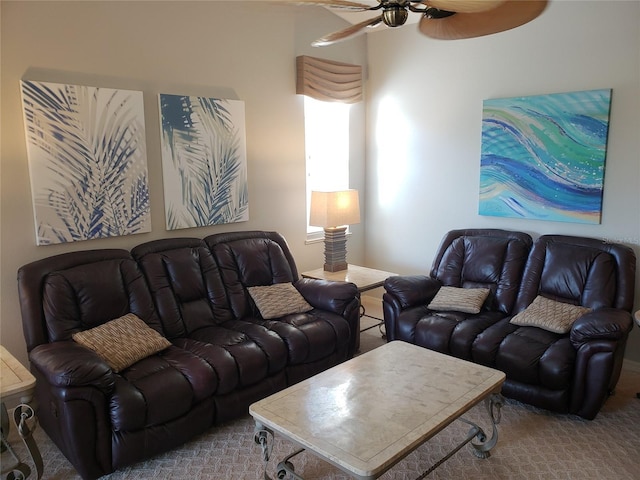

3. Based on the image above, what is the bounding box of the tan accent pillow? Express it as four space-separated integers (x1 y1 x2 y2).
510 296 592 334
72 313 171 372
247 282 313 319
427 286 490 314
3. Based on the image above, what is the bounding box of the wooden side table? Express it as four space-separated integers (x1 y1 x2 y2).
1 345 43 479
301 264 396 333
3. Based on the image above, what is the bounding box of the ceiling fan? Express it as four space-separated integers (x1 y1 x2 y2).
291 0 548 46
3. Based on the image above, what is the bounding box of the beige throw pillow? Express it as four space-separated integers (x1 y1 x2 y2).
247 282 313 319
427 286 490 314
510 296 592 334
72 313 171 372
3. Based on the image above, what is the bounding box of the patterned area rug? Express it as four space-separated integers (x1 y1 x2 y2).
4 324 640 479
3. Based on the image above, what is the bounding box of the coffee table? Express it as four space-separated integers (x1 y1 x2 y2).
250 341 505 479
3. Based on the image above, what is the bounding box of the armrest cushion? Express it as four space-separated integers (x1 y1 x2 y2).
29 341 115 393
383 275 441 309
294 278 359 315
570 308 633 348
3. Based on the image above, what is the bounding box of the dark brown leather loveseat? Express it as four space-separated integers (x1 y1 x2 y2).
17 231 359 479
383 229 636 420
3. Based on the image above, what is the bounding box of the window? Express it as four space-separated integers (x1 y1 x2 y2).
304 96 351 240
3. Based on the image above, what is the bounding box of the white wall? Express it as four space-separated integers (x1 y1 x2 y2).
365 1 640 361
0 1 367 366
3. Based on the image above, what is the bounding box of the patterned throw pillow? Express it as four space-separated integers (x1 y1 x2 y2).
72 313 171 372
247 282 313 319
510 296 592 334
427 286 490 314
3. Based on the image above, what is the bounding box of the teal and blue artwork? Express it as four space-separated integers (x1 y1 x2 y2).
21 81 151 245
479 89 612 224
159 94 249 230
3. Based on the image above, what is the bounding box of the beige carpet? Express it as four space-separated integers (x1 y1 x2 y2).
4 315 640 479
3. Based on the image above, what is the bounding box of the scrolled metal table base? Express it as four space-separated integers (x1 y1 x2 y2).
416 394 503 479
254 394 503 480
1 404 43 480
254 425 306 480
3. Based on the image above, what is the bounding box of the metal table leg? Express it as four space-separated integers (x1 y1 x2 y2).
255 423 306 480
0 403 43 480
416 394 503 479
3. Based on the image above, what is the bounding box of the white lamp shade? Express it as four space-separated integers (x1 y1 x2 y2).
309 190 360 228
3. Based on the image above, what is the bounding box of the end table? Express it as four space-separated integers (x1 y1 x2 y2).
1 345 43 479
301 264 396 334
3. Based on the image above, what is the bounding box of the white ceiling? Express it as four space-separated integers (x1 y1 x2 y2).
207 1 419 30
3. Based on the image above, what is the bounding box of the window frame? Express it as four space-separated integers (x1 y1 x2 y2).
303 96 351 242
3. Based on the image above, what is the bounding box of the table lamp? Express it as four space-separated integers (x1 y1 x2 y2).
309 190 360 272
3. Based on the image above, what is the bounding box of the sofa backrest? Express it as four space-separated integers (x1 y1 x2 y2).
131 238 234 339
515 235 637 312
205 231 298 319
430 229 534 314
17 249 160 352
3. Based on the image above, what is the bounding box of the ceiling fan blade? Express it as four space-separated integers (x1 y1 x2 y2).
286 0 378 11
423 1 507 14
419 0 548 40
312 15 384 46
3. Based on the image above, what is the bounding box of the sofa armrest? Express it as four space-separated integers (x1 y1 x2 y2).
383 275 441 309
294 278 359 316
570 313 631 419
570 308 633 349
29 341 115 393
29 343 115 479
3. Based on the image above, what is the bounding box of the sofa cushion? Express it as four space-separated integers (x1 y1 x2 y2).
38 255 161 343
188 322 288 386
110 345 218 431
131 239 235 339
510 296 592 334
72 313 171 372
248 282 313 319
429 230 533 315
428 286 490 314
495 328 576 389
207 235 297 319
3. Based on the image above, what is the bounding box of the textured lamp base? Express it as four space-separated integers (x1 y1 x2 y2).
323 227 348 272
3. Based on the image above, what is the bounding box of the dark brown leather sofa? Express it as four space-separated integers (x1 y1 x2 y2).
17 231 359 479
383 229 636 420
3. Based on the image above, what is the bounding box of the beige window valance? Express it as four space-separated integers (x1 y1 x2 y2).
296 55 362 104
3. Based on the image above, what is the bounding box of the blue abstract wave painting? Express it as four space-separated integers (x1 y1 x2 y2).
479 89 612 224
159 94 249 230
21 81 151 245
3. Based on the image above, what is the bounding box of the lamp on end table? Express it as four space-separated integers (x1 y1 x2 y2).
310 190 360 272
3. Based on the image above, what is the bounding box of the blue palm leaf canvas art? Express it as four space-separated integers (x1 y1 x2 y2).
21 81 151 245
479 89 612 224
159 94 249 230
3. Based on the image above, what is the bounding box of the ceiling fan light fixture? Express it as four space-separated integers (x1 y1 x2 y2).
382 6 409 27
